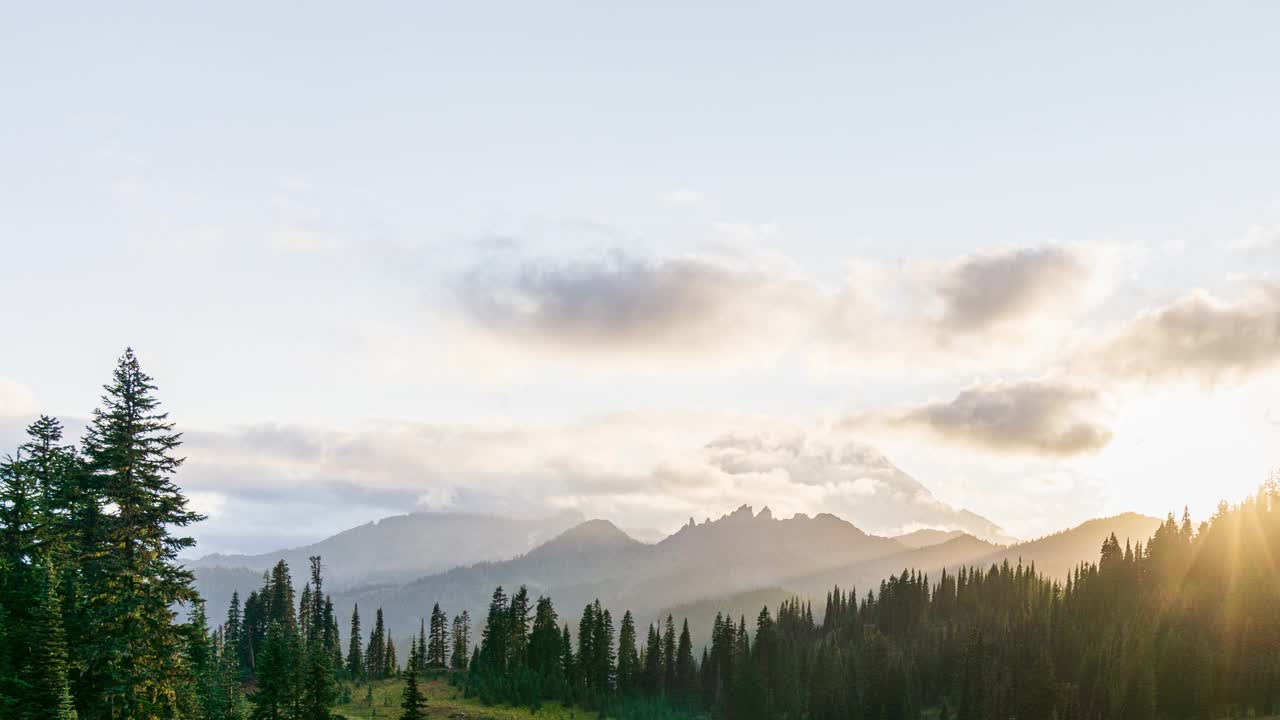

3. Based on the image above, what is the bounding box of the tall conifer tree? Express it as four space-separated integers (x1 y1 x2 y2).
76 349 205 718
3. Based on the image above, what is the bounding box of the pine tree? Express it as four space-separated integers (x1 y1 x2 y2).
662 614 676 695
509 585 531 670
0 416 77 715
616 610 639 695
186 599 235 720
242 588 265 675
223 592 244 681
529 595 564 693
675 618 695 701
265 561 296 632
76 349 206 718
299 556 338 719
251 620 299 720
386 632 398 677
451 611 471 670
559 624 576 695
23 560 77 720
367 608 387 680
642 622 662 694
428 603 448 668
400 668 428 720
347 604 364 680
480 587 510 674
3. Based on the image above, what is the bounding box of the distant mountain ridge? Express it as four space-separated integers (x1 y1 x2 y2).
190 509 585 586
187 509 585 623
893 528 968 549
780 512 1163 600
330 505 923 640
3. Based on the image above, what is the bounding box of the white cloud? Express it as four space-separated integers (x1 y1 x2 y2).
0 378 37 417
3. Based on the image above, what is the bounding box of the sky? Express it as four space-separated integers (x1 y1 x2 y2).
3 2 1280 554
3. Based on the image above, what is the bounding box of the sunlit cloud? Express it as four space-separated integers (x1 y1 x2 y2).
1083 282 1280 385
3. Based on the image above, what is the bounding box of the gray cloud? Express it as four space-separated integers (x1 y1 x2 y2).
871 379 1113 457
1088 283 1280 383
449 242 1114 377
454 249 816 356
935 245 1093 333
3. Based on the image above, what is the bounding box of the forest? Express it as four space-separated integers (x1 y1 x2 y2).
3 350 1279 719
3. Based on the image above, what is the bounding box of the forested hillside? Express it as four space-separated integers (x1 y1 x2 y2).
458 484 1280 720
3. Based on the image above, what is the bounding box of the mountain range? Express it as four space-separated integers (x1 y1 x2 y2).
189 505 1162 647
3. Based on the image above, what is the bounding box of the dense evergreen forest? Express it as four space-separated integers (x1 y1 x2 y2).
3 350 1279 719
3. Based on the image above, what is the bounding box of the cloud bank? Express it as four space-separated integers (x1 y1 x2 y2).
170 413 1013 553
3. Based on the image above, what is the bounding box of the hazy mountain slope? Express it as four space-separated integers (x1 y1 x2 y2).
785 533 1000 597
779 513 1165 604
966 512 1163 580
894 528 967 549
333 507 910 641
188 510 585 624
190 509 584 586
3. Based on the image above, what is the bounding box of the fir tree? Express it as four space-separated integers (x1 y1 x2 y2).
347 604 364 680
367 608 387 680
23 560 77 720
250 619 298 720
386 632 399 677
674 618 694 701
642 622 662 694
616 610 639 695
298 556 338 718
480 587 510 674
400 668 428 720
509 585 531 669
76 349 205 718
450 611 471 670
223 592 244 681
661 614 676 695
428 603 448 669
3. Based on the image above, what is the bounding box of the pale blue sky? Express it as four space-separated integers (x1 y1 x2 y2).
3 3 1280 552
